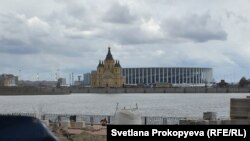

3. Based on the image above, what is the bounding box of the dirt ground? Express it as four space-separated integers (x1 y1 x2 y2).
50 124 107 141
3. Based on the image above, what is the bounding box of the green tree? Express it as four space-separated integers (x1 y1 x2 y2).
239 77 248 87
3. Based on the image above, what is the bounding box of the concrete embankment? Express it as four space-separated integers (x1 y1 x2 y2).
70 87 250 93
0 87 250 95
0 86 70 95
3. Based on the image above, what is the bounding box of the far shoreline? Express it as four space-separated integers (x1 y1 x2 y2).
0 86 250 95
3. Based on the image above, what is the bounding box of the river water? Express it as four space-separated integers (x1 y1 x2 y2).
0 93 249 118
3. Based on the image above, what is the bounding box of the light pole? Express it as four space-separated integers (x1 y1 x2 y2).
37 73 39 81
19 69 21 80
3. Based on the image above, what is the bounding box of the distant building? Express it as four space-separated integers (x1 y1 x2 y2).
0 74 18 86
122 67 213 87
73 75 83 86
91 47 125 88
84 73 91 86
88 48 213 87
74 80 84 86
57 78 67 87
18 80 57 87
89 67 213 87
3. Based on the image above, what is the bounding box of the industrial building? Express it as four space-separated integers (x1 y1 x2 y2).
0 74 18 86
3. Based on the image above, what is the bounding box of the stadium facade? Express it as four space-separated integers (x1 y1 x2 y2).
122 67 213 86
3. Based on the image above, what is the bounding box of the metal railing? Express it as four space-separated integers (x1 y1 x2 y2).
0 113 201 125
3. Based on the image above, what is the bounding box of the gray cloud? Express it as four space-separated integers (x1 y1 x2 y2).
0 38 39 54
163 14 227 42
0 0 250 81
48 1 89 30
102 25 159 45
226 11 249 24
103 2 137 24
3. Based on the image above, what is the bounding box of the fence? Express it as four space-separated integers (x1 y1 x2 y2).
0 113 197 125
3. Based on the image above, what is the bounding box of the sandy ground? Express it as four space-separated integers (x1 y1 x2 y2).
50 124 107 141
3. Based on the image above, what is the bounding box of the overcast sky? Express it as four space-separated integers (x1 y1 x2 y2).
1 0 250 82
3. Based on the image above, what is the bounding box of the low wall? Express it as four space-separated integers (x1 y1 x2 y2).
70 87 250 94
0 86 70 95
0 87 250 95
230 98 250 119
1 113 188 125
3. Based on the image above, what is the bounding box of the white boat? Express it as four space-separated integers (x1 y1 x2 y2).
112 103 142 125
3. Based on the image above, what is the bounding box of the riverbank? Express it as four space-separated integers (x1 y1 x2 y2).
0 86 250 95
71 87 250 94
0 86 70 95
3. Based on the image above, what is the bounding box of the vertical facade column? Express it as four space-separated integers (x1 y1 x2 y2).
135 68 137 84
210 69 213 84
201 69 204 84
126 68 128 84
154 68 157 83
198 68 200 84
146 68 148 85
204 69 206 84
150 68 152 84
158 68 162 83
204 69 207 84
181 68 185 84
178 68 180 84
167 68 168 83
128 68 130 84
142 68 145 84
201 68 203 84
139 68 141 84
131 68 133 84
192 68 194 85
163 68 165 83
137 68 139 84
124 69 127 84
195 68 198 85
199 68 202 84
127 68 129 84
170 68 172 84
197 68 199 84
185 68 188 84
189 68 191 84
127 69 129 84
174 68 177 84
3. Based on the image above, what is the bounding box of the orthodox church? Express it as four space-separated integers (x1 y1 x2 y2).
91 47 125 88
